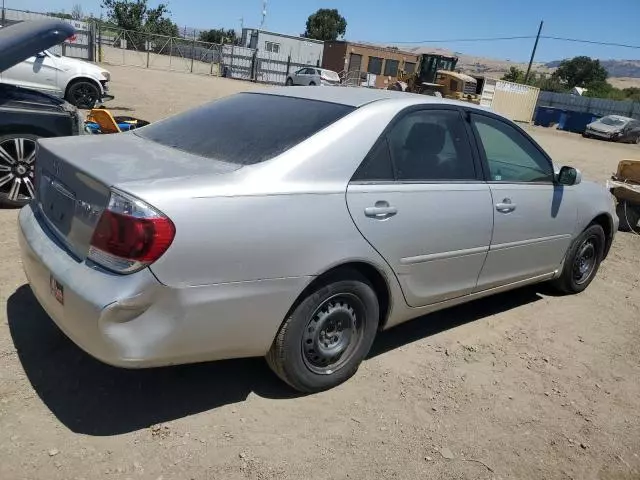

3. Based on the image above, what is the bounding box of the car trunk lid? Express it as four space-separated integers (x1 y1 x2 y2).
0 19 76 72
35 133 240 260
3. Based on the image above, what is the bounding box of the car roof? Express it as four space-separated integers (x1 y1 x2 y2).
601 115 633 121
254 86 490 111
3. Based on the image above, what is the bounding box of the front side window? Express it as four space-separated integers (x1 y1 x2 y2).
137 93 355 165
471 113 553 183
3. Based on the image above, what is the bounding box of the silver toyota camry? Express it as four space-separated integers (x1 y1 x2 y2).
18 87 618 392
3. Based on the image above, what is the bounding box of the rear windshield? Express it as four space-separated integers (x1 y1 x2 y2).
135 93 355 165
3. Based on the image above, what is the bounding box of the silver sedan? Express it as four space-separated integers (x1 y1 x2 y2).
18 87 618 392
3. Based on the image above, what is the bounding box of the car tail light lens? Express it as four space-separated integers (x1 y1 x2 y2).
88 190 175 274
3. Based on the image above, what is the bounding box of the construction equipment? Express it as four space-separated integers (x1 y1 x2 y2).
389 53 479 103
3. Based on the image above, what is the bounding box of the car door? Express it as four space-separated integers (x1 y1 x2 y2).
296 68 313 86
346 107 494 307
469 112 579 290
1 52 60 96
291 68 304 85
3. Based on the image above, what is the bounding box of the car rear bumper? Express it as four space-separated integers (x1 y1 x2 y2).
18 204 310 368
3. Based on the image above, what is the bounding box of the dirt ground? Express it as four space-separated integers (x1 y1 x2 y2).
1 65 639 480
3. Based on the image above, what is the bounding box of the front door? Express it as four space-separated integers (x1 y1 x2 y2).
346 107 494 307
1 52 60 96
469 112 579 290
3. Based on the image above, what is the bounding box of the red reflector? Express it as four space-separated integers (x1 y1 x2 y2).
90 210 175 263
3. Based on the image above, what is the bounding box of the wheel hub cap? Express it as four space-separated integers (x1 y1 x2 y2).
302 295 364 374
573 239 596 284
0 137 37 202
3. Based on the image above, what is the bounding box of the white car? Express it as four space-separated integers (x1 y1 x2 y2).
0 49 112 109
285 67 341 86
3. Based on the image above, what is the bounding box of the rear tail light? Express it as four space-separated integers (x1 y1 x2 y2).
88 190 175 274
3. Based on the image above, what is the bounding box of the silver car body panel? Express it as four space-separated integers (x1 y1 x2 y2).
19 87 619 367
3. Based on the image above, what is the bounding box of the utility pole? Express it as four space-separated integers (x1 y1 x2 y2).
524 20 544 84
1 0 6 27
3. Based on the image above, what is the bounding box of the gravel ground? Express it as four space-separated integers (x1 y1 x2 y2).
1 65 639 480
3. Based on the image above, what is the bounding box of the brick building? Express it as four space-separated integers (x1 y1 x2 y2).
322 41 420 88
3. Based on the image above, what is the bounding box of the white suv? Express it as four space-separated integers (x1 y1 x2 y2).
0 49 112 109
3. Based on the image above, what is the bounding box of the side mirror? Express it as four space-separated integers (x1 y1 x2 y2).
557 166 582 186
35 52 46 59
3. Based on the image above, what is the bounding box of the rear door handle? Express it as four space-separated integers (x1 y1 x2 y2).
495 198 517 213
365 201 397 219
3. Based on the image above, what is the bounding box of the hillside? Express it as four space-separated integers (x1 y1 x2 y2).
545 59 640 79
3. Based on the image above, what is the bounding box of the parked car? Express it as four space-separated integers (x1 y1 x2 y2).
285 67 341 86
0 19 84 207
19 88 618 393
583 115 640 144
0 25 112 109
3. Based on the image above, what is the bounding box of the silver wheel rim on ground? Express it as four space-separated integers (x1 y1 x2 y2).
301 293 366 375
0 137 37 202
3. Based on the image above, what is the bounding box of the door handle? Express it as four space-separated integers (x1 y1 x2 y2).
365 201 397 219
495 198 517 213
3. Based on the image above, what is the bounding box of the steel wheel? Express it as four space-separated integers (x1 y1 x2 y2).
572 237 598 285
0 136 37 206
301 293 366 375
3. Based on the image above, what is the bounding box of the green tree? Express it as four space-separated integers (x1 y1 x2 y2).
101 0 178 37
198 28 238 45
501 66 525 83
552 56 608 88
303 8 347 41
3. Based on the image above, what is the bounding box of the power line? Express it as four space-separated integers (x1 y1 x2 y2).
390 36 536 44
541 36 640 49
385 35 640 49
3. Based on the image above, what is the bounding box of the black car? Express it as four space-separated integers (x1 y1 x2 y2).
0 19 82 207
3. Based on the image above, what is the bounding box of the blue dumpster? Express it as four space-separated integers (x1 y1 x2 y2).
534 107 564 127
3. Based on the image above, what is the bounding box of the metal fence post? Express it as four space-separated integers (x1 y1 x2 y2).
146 37 150 69
190 31 196 73
211 41 218 76
230 44 235 78
251 50 258 82
169 37 173 70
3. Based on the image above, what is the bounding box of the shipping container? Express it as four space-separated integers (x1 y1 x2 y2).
480 78 540 123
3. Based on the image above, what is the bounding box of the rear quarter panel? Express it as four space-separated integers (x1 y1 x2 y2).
146 192 390 288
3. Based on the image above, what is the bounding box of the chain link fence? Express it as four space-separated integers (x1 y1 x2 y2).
95 26 319 85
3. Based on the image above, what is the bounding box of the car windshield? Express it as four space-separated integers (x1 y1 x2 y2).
136 93 355 165
600 116 627 126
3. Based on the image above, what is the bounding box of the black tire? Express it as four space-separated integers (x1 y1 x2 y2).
552 224 605 294
285 77 294 86
0 133 39 208
266 273 379 393
635 134 640 145
617 202 640 232
309 81 316 86
65 80 101 109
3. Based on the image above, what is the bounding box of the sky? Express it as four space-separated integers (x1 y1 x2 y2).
7 0 640 62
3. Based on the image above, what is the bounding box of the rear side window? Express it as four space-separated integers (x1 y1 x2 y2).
136 93 355 165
